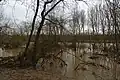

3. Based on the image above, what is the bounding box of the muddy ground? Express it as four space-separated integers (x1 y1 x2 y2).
0 68 74 80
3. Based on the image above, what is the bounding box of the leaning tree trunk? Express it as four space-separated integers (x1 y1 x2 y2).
31 0 63 68
19 0 40 67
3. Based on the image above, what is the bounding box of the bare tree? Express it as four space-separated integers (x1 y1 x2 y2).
31 0 64 68
80 10 86 34
105 0 120 79
21 0 40 63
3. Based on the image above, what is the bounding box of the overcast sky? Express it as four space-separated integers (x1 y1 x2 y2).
1 0 104 23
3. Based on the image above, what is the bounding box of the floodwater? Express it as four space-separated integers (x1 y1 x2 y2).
0 48 13 57
0 43 120 80
0 48 21 57
62 44 96 80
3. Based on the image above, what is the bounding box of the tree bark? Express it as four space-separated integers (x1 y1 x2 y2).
19 0 40 67
32 0 63 68
24 0 40 56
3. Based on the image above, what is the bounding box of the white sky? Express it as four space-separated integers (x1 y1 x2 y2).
1 0 104 23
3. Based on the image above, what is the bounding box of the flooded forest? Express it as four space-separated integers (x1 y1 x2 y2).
0 0 120 80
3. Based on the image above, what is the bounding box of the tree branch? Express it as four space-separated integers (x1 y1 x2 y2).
44 0 63 16
41 0 53 16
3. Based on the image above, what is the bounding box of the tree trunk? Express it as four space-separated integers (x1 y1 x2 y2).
19 0 40 67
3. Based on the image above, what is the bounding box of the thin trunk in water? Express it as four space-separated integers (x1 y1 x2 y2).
32 0 63 68
19 0 39 67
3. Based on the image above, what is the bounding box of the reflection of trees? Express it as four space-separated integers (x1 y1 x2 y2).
1 0 120 80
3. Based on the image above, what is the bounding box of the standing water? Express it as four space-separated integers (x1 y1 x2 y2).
0 48 14 57
1 43 120 80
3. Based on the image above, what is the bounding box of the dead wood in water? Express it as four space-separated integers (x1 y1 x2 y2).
0 56 19 68
0 40 64 68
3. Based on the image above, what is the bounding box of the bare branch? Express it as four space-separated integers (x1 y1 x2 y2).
44 0 63 16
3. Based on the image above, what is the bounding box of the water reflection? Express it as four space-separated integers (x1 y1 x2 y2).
63 43 96 80
0 43 120 80
0 48 20 57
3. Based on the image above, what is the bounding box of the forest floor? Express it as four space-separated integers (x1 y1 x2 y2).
0 68 75 80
